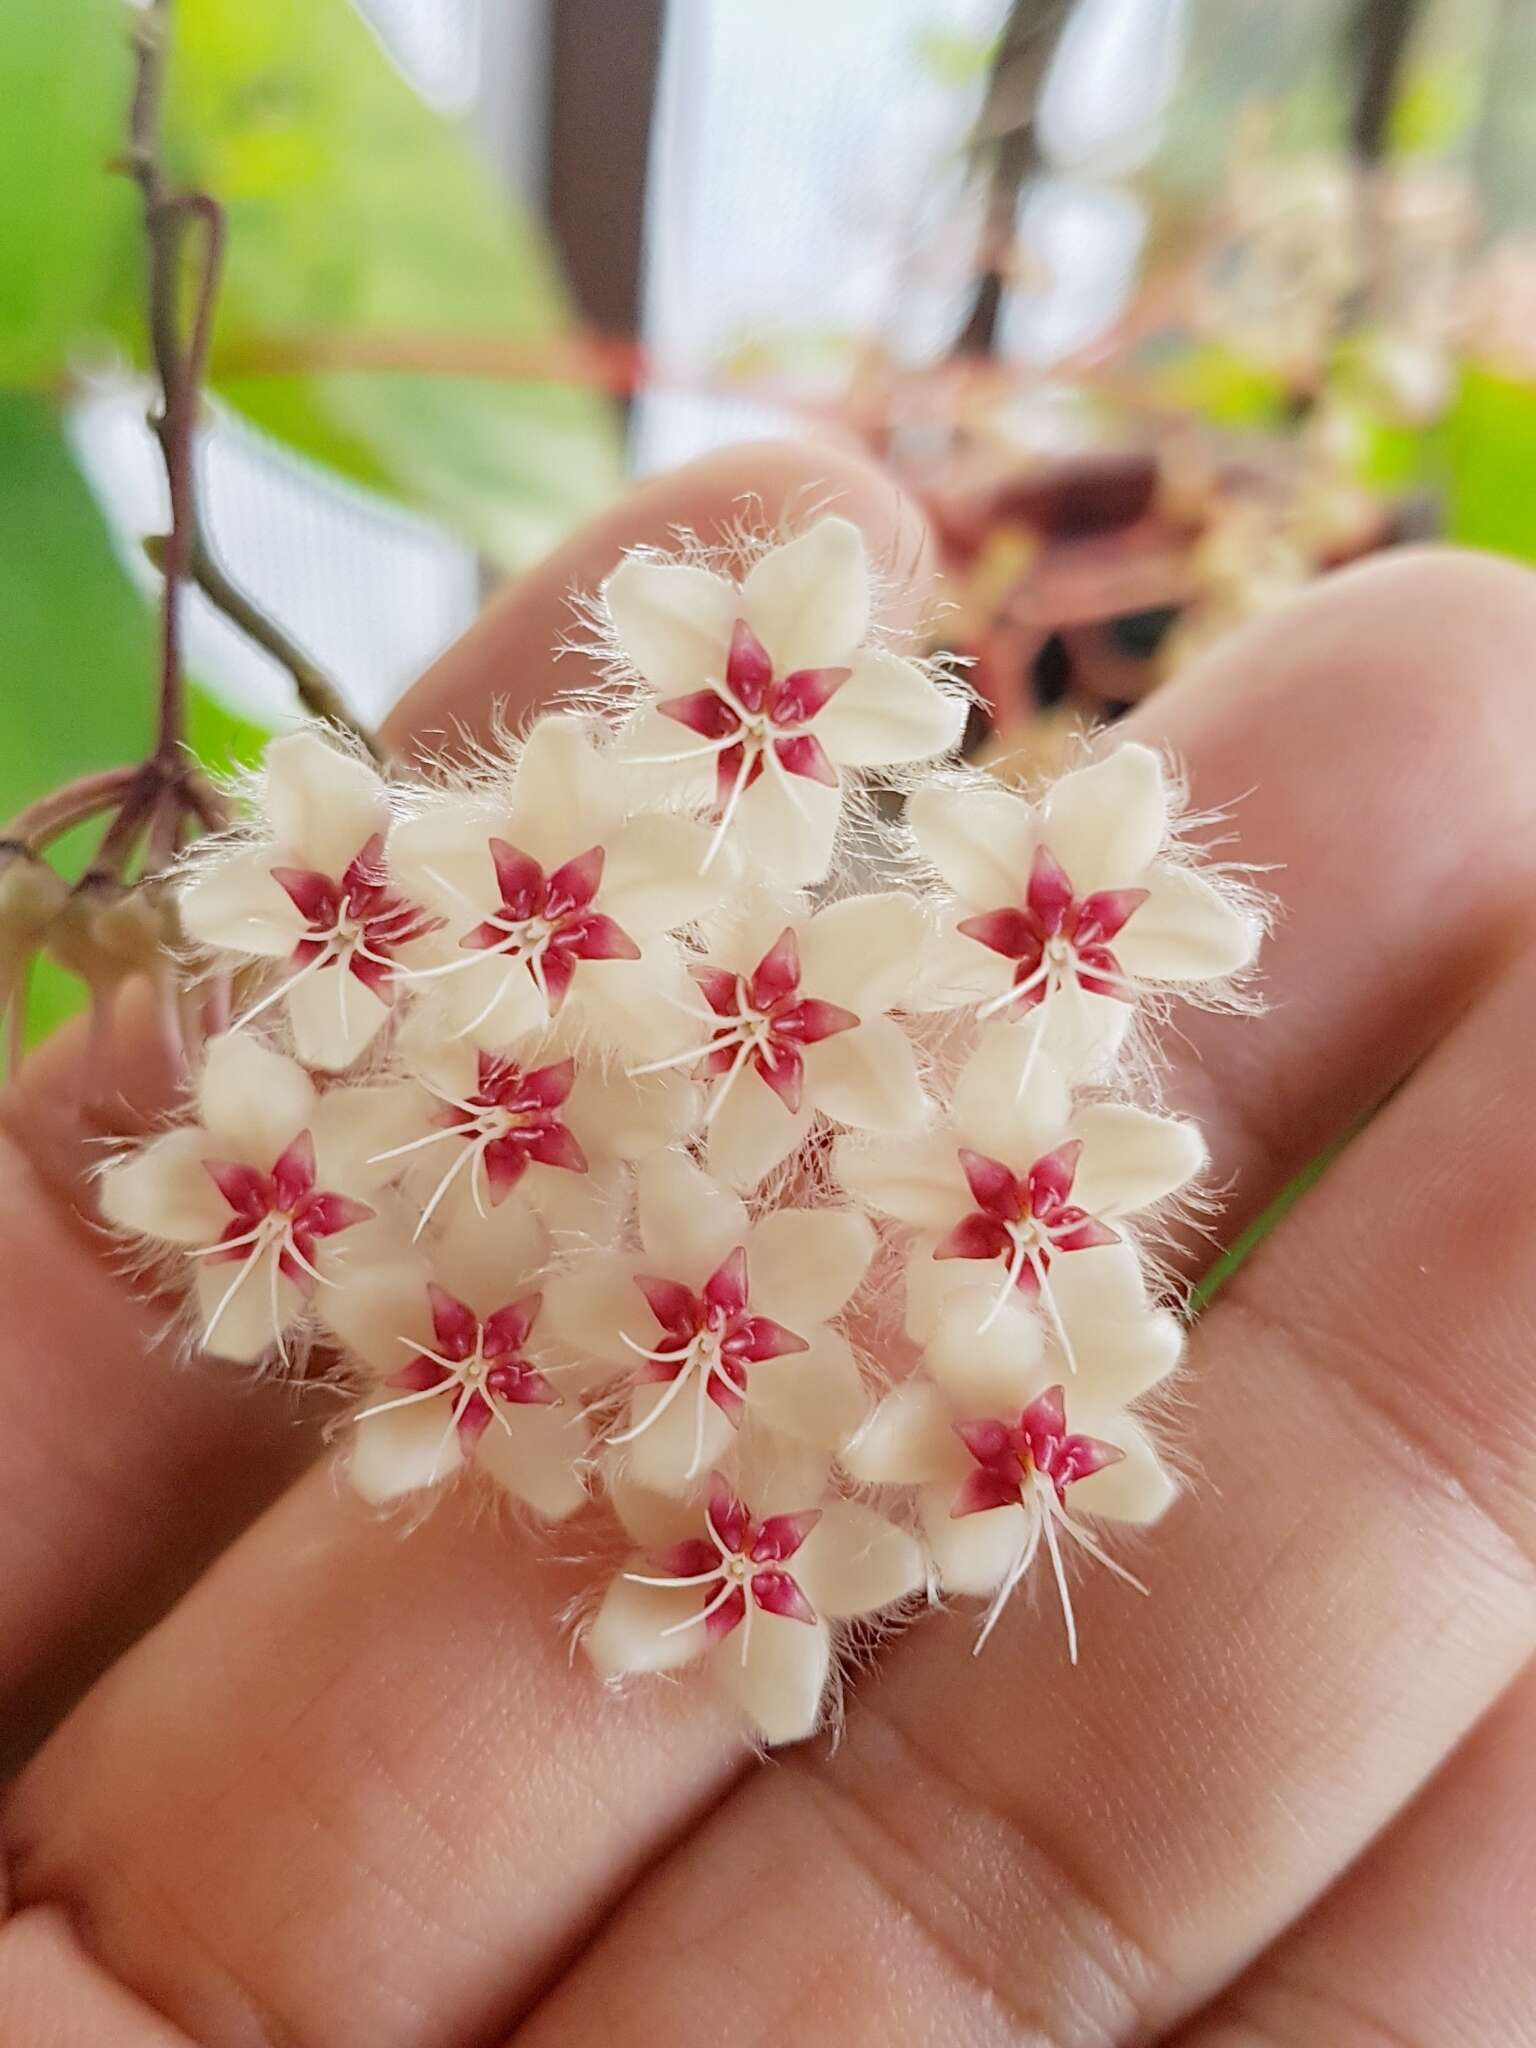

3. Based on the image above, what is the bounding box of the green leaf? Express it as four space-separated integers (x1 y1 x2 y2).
1444 364 1536 563
0 390 266 1040
0 0 138 386
167 0 624 565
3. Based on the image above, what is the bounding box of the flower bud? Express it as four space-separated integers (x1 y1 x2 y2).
0 841 69 962
46 875 182 990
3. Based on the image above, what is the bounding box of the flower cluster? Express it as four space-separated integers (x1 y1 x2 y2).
99 516 1262 1746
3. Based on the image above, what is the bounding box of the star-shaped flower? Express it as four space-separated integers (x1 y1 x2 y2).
99 1034 403 1362
586 1450 923 1746
545 1151 873 1494
606 518 966 884
179 732 441 1070
910 745 1259 1072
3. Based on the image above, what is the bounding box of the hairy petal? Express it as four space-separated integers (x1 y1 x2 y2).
1040 743 1169 893
1068 1103 1207 1216
811 649 965 767
1113 863 1259 982
747 1207 875 1327
264 730 390 877
740 517 870 672
907 781 1036 906
604 556 737 695
712 1608 831 1746
794 1501 924 1618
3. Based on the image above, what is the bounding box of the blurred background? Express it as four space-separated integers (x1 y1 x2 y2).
5 0 1536 1035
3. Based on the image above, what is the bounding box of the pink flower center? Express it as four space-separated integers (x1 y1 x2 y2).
458 842 640 1013
370 1282 557 1450
957 843 1148 1014
271 834 441 1000
431 1051 589 1208
952 1386 1122 1518
933 1141 1120 1296
635 1474 822 1642
654 617 851 835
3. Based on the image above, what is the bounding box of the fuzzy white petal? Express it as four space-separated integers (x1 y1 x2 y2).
586 1571 707 1679
285 969 391 1072
747 1207 874 1328
596 811 723 936
705 1074 811 1190
310 1082 421 1195
746 1327 867 1449
474 1405 587 1519
604 557 736 695
732 769 841 888
180 849 302 958
808 1018 927 1136
348 1396 464 1501
907 781 1036 905
622 1377 735 1496
193 1251 301 1363
712 1609 831 1747
833 1130 965 1231
920 1484 1029 1597
953 1030 1072 1161
574 947 701 1061
1070 1416 1178 1524
99 1129 228 1244
611 703 718 809
636 1151 748 1282
741 517 869 671
1067 1104 1206 1216
1039 743 1168 893
1113 864 1258 983
799 892 930 1013
924 1288 1048 1410
320 1247 431 1370
603 1468 703 1549
543 1254 649 1370
567 1060 699 1162
197 1035 314 1158
507 714 609 857
812 650 964 767
794 1501 923 1618
1043 1242 1184 1411
264 732 390 876
431 1199 549 1310
387 807 500 924
733 1429 832 1515
841 1380 965 1486
911 922 1015 1010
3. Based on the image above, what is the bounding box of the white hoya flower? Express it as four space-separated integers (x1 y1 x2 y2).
846 1290 1175 1659
372 1007 699 1245
322 1204 588 1519
630 887 930 1190
387 714 722 1061
585 1441 924 1747
909 744 1259 1075
98 1034 401 1364
544 1150 874 1496
604 516 967 885
834 1028 1205 1361
179 730 441 1072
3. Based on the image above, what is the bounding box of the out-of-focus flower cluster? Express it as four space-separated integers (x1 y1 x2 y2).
99 518 1263 1745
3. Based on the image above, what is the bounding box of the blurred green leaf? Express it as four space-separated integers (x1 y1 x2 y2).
0 390 265 1037
0 0 137 385
165 0 623 565
1445 363 1536 562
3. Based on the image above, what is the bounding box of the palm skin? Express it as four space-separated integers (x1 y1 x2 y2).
1 441 1534 2048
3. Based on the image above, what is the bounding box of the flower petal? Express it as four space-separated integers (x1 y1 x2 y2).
621 1378 735 1497
264 731 390 877
636 1151 748 1282
197 1034 314 1159
712 1608 831 1746
907 781 1036 906
284 969 391 1073
1069 1415 1178 1524
952 1029 1072 1162
833 1130 966 1231
98 1129 227 1244
595 811 723 935
1039 743 1168 893
747 1207 874 1327
795 893 927 1015
741 518 869 672
841 1380 967 1486
796 1501 923 1619
193 1250 302 1364
910 922 1015 1010
586 1570 709 1679
919 1483 1031 1597
705 1073 811 1190
1067 1103 1207 1216
506 714 610 858
732 769 841 888
348 1395 466 1501
604 556 737 695
923 1286 1048 1410
319 1244 432 1370
808 1017 928 1137
811 649 965 767
543 1253 650 1370
1042 1242 1184 1410
573 945 700 1061
567 1059 699 1163
1113 864 1258 983
473 1404 587 1519
387 805 501 924
180 848 303 959
746 1327 867 1450
309 1082 422 1195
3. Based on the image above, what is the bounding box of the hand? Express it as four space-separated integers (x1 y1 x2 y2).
2 442 1534 2048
